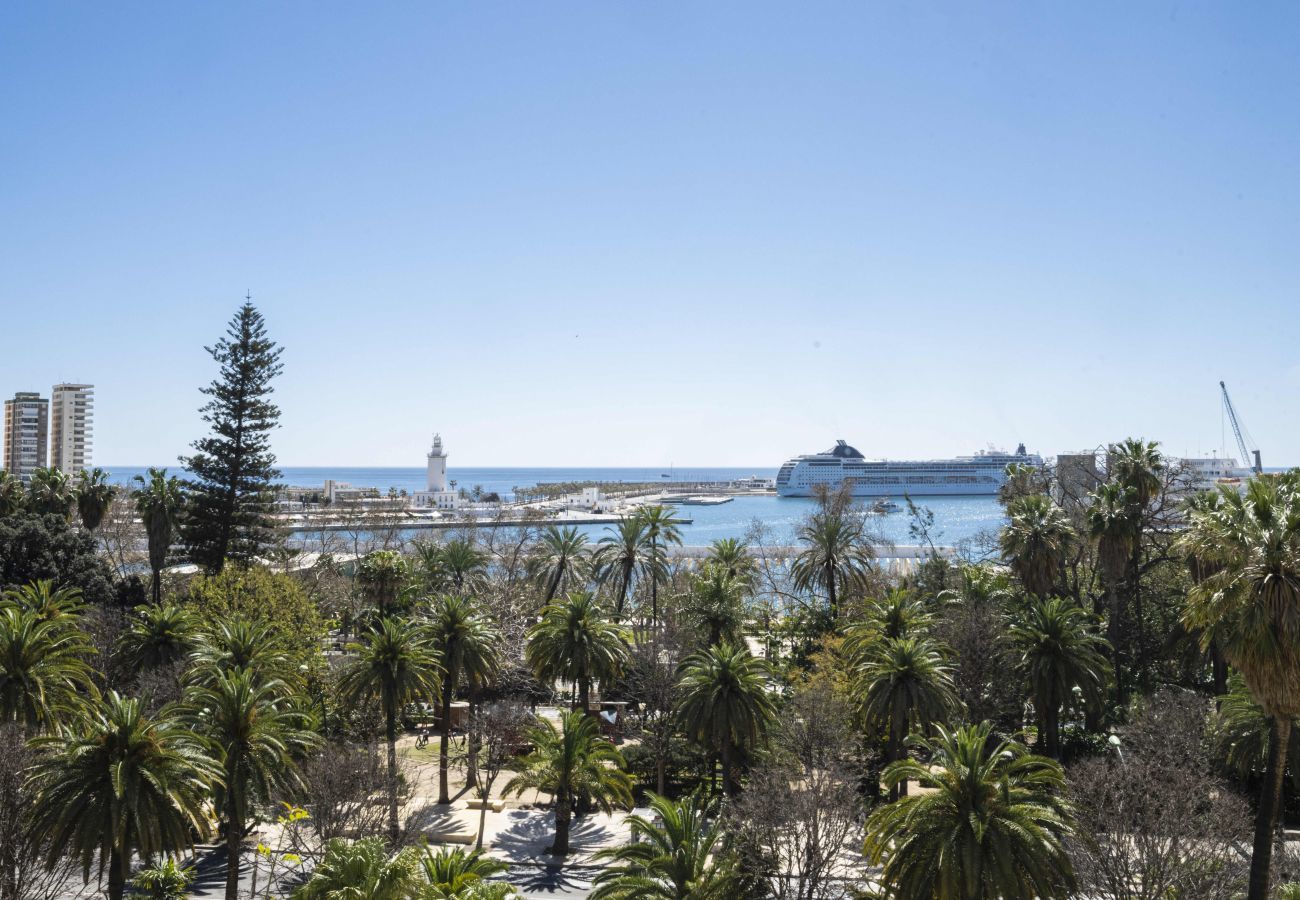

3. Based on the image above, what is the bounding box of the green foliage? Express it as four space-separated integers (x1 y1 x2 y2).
29 693 221 900
74 467 118 533
118 603 200 673
417 846 510 896
679 563 747 648
186 565 326 666
0 604 96 731
592 791 738 899
527 525 591 604
790 506 874 621
1000 494 1075 599
133 467 187 604
864 722 1077 900
293 837 421 900
0 511 115 606
526 591 629 711
675 642 777 795
180 302 284 573
27 467 74 520
131 858 195 900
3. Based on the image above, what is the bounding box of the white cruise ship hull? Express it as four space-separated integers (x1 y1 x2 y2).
776 440 1042 499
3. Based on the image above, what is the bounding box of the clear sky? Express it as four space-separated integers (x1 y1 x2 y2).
2 2 1297 468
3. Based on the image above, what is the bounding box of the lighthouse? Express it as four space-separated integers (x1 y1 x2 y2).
427 433 447 492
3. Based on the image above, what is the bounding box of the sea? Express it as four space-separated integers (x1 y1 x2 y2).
102 465 1006 547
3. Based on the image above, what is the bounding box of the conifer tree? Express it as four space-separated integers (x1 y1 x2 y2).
180 301 283 573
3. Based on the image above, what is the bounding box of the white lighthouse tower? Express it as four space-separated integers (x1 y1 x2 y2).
427 433 447 492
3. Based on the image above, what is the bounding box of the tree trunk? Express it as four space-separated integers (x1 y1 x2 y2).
651 535 660 630
467 684 480 790
1106 585 1126 704
1045 703 1060 760
150 566 162 605
1248 717 1292 900
656 750 666 796
551 788 571 854
721 735 735 797
578 675 590 715
476 786 489 851
107 847 126 900
887 723 905 801
386 703 401 843
826 566 838 622
439 669 455 805
1211 642 1229 699
225 813 242 900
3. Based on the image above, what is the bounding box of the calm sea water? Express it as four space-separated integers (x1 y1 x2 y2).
102 465 1005 546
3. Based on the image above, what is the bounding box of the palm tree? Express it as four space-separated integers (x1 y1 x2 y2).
675 642 776 796
680 564 746 648
1008 597 1110 759
502 710 632 854
28 693 221 900
74 467 118 532
0 469 25 517
0 606 95 732
1 579 84 621
418 846 509 896
855 635 959 799
790 509 874 621
27 466 74 519
292 837 421 900
845 588 935 657
526 591 629 713
427 595 501 805
438 539 489 593
356 550 410 615
863 722 1077 900
705 537 756 586
1181 474 1300 900
999 494 1075 598
1109 438 1164 508
188 619 295 688
635 506 683 629
131 859 195 899
132 468 186 605
1211 672 1300 787
529 525 591 605
591 791 738 900
118 603 200 673
338 616 443 841
1087 481 1139 697
184 669 318 900
594 517 652 620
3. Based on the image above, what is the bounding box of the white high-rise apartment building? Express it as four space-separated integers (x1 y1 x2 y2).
51 383 93 475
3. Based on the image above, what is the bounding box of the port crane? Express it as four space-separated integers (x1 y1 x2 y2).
1220 380 1263 475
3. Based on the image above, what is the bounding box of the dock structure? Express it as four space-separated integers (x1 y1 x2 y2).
665 544 956 560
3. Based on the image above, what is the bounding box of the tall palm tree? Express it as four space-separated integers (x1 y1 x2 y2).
1109 438 1164 508
591 791 738 900
676 642 776 796
528 525 591 605
705 537 756 586
0 469 26 517
74 467 118 532
427 595 501 805
118 603 200 673
635 506 683 628
184 669 318 900
132 468 186 605
680 564 746 648
790 510 874 621
356 550 410 615
292 837 421 900
999 494 1075 599
502 710 633 854
855 635 960 799
1086 481 1139 696
845 588 935 656
1 579 84 621
1211 672 1300 787
338 616 443 841
594 517 652 620
27 466 74 520
863 722 1077 900
526 591 629 713
1008 597 1110 759
0 606 95 732
28 693 221 900
1182 474 1300 900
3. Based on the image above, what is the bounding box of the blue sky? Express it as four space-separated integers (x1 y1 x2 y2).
2 2 1297 467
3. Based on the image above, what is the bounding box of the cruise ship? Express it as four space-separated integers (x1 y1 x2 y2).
776 441 1044 498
